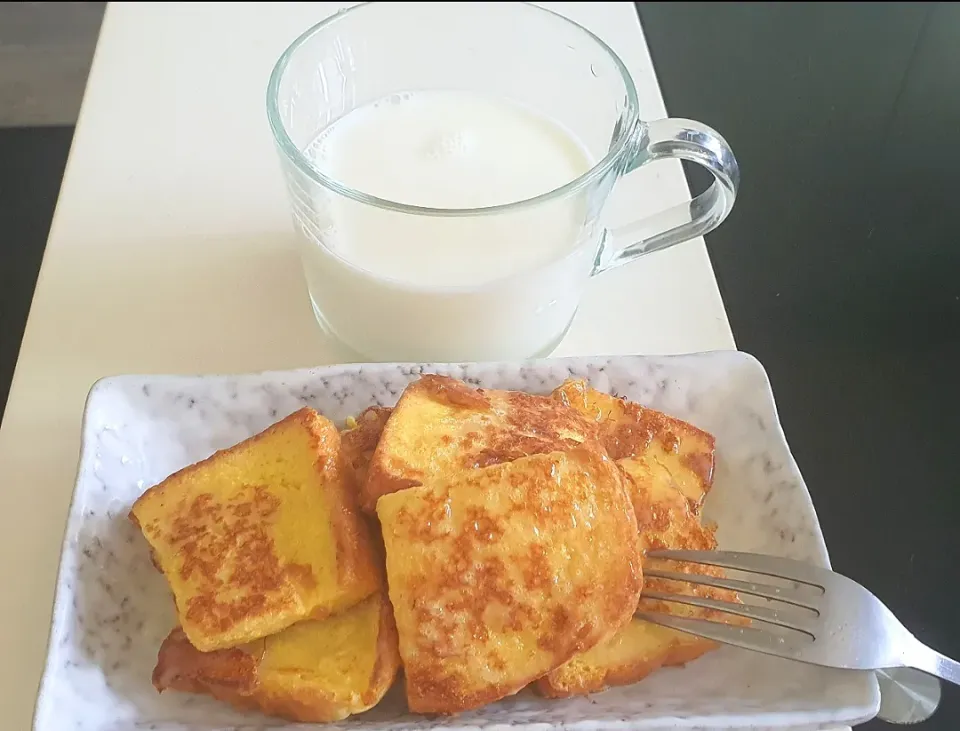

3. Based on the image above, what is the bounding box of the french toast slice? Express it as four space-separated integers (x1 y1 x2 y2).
376 448 642 714
153 592 400 723
537 381 733 698
361 374 604 512
552 378 715 512
340 406 394 564
130 407 381 652
341 406 393 497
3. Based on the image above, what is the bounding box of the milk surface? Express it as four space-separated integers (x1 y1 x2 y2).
304 90 594 288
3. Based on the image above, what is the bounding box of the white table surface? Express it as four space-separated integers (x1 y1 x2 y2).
0 1 765 727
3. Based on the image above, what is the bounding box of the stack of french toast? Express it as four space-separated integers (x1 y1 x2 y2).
129 374 735 722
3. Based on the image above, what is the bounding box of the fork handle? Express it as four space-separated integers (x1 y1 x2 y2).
913 645 960 686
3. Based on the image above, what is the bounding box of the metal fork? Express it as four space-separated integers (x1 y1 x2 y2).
637 550 960 724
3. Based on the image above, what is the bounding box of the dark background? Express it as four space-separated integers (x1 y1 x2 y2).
635 3 960 728
1 2 957 728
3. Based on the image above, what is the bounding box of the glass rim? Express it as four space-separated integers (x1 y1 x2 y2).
265 1 640 218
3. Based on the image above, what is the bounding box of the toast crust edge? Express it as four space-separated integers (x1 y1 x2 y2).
130 407 382 651
152 594 401 723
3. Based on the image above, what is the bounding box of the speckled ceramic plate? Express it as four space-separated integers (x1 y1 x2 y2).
33 352 879 731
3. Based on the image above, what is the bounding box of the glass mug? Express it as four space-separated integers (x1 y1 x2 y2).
267 2 738 363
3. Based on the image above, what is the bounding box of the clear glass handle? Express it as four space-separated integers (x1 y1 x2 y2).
593 118 740 274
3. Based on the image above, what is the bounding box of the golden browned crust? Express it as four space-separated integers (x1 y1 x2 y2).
363 375 606 513
340 408 394 574
623 464 718 555
534 631 718 698
153 593 401 723
377 448 642 715
323 422 385 596
130 407 381 652
153 627 264 710
153 627 254 693
535 380 731 698
367 593 402 706
141 377 735 715
341 406 394 496
601 636 720 690
552 379 716 511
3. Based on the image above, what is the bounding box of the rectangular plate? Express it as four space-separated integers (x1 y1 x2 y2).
33 352 879 730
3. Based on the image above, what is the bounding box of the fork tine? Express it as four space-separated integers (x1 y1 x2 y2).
648 550 828 590
643 568 819 609
635 611 812 659
640 591 818 633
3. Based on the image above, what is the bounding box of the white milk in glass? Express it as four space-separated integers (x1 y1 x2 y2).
294 90 600 361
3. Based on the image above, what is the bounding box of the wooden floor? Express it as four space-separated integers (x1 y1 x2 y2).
0 2 104 127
